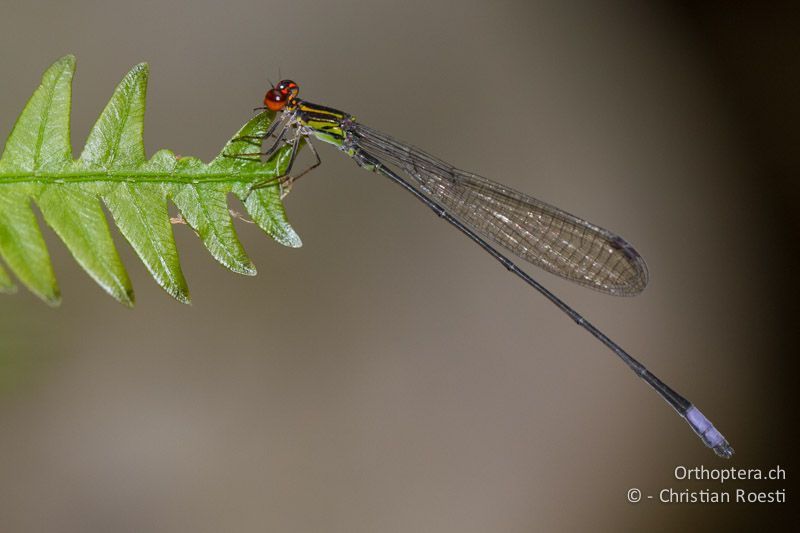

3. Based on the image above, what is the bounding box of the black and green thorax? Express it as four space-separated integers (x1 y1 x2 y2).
288 98 354 150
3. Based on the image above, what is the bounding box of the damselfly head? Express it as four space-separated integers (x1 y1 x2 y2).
263 80 299 112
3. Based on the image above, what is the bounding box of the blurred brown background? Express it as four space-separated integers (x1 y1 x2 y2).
1 1 796 531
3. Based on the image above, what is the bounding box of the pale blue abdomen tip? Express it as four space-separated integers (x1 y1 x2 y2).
685 406 734 458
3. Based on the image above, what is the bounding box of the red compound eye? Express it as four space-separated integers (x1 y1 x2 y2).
264 88 288 111
276 79 299 97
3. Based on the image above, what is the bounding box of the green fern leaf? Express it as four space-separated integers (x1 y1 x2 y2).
0 55 301 306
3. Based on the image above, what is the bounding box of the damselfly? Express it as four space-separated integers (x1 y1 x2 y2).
236 79 733 458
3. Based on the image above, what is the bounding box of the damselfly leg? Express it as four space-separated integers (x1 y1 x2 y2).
226 113 322 199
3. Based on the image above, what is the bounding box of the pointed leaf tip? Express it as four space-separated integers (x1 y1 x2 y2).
103 183 189 304
1 52 75 171
44 291 62 307
118 288 135 308
80 61 149 168
57 54 76 67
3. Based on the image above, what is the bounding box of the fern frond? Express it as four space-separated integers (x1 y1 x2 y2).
0 55 301 306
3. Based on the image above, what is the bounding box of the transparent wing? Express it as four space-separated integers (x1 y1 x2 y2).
352 123 648 296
